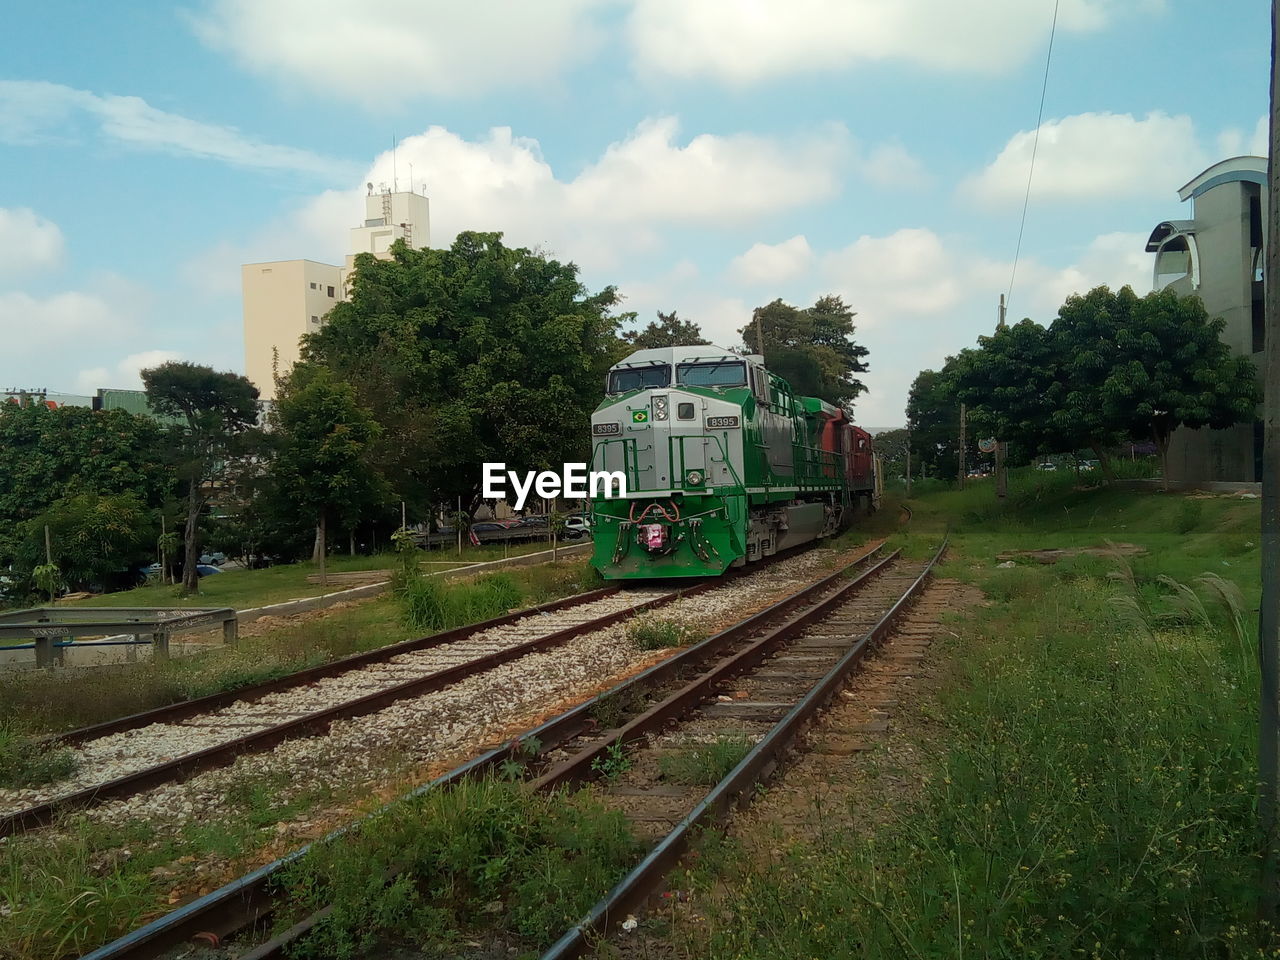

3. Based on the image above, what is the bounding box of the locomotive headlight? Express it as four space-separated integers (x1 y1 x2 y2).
653 396 669 421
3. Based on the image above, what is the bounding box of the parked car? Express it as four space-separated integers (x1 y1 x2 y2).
199 552 226 566
195 564 223 577
564 515 592 538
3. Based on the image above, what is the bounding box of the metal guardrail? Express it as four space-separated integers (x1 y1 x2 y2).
0 606 237 666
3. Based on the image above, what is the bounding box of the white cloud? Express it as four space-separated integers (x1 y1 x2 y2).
75 350 183 394
0 81 351 179
862 142 930 189
191 0 609 105
822 228 976 322
0 208 65 278
197 117 851 276
568 118 850 224
1251 115 1269 155
729 235 814 286
628 0 1114 85
963 111 1207 205
811 227 1155 426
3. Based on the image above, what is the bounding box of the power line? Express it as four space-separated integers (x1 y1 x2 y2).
1006 0 1061 311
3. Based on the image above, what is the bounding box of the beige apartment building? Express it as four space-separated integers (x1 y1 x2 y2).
243 187 430 400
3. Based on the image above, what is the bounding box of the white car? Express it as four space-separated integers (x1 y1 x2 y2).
563 515 592 538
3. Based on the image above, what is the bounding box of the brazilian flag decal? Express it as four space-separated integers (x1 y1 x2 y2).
632 409 649 423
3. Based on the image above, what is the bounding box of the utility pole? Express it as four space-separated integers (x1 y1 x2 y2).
905 427 912 498
996 294 1009 500
1259 0 1280 920
958 403 967 489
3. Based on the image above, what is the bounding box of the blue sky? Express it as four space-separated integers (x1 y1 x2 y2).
0 0 1268 427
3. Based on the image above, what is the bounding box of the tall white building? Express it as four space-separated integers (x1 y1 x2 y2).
242 186 431 401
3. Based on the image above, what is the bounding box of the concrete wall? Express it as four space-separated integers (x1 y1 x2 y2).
1156 169 1265 483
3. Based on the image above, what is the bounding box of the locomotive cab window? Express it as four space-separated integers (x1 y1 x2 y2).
607 363 671 393
677 360 746 388
677 402 695 420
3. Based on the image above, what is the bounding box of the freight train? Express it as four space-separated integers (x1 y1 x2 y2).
588 345 881 580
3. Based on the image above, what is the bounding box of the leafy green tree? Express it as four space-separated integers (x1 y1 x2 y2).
16 492 155 593
621 310 708 349
304 233 623 516
949 319 1075 467
1051 286 1259 479
872 428 910 482
906 367 961 479
0 403 171 568
740 295 869 407
142 362 259 593
268 364 385 564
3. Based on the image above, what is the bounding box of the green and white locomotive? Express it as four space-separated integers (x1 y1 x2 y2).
588 345 881 580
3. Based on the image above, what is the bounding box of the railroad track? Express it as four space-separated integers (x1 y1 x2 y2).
76 539 938 960
4 545 842 839
1 585 683 837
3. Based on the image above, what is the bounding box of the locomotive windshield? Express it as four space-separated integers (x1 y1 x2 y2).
676 360 746 388
607 363 671 394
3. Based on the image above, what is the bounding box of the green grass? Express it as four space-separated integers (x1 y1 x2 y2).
275 779 641 959
0 719 79 787
669 474 1273 958
1 559 602 736
657 735 753 786
61 539 561 611
0 766 339 960
626 617 705 651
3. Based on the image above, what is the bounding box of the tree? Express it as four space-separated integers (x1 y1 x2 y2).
949 319 1078 467
142 362 259 593
15 492 155 593
0 401 172 572
268 364 385 564
740 295 869 407
906 367 961 479
303 233 623 515
621 310 708 349
873 427 911 482
1052 286 1259 480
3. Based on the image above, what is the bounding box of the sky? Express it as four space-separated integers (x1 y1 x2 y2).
0 0 1269 428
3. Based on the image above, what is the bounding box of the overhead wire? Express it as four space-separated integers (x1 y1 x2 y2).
1006 0 1062 312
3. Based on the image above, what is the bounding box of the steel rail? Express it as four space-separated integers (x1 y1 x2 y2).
6 588 683 838
76 542 886 960
539 538 948 960
530 548 901 791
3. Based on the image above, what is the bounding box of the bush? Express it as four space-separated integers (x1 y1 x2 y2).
398 573 525 633
627 618 704 650
0 721 78 788
280 779 641 957
1175 497 1205 534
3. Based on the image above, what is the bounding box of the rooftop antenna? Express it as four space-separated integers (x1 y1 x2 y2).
408 161 414 193
366 182 373 196
392 135 399 192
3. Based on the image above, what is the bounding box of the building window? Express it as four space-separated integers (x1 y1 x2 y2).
327 285 335 297
311 315 319 325
1154 235 1198 289
1254 290 1265 354
309 282 317 289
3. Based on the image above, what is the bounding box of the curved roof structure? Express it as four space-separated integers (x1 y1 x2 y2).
1145 219 1196 252
1177 156 1267 202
